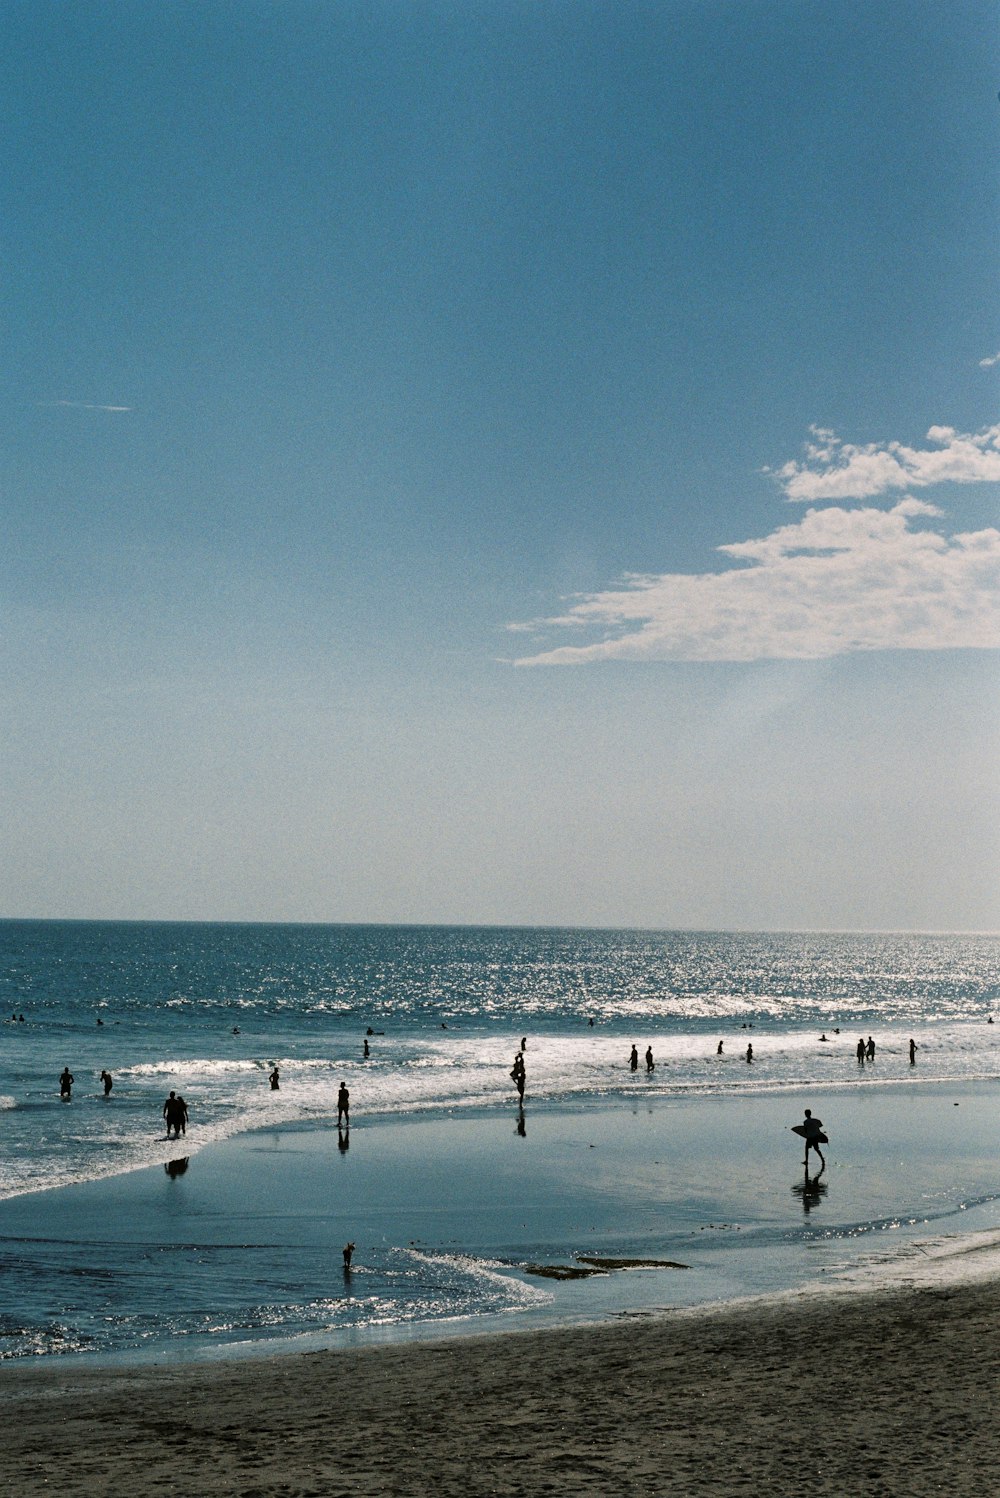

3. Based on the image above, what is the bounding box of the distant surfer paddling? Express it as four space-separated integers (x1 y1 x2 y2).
791 1108 828 1170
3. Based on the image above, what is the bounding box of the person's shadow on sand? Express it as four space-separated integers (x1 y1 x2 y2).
792 1166 827 1214
515 1107 526 1138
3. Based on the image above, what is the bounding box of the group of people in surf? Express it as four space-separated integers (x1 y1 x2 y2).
60 1072 190 1140
162 1090 189 1140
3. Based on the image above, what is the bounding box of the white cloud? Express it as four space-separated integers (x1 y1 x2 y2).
979 353 1000 369
510 499 1000 665
39 400 132 412
772 423 1000 502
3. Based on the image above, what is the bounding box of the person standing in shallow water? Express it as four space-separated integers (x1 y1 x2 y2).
629 1045 639 1072
645 1046 654 1072
337 1082 350 1125
59 1067 74 1099
909 1038 918 1064
100 1070 112 1096
745 1044 753 1063
163 1090 185 1139
856 1037 866 1065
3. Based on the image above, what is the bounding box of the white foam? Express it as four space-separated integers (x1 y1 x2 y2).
2 1020 998 1202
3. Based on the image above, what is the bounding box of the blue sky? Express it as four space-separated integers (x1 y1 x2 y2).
2 0 998 927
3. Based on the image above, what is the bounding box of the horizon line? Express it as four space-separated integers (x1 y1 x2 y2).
0 916 996 938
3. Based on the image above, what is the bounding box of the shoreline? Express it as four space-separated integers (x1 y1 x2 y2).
5 1258 999 1496
3 1081 1000 1366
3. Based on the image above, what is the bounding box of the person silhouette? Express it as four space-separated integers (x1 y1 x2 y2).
629 1045 639 1072
269 1066 280 1090
163 1090 185 1139
645 1046 655 1072
745 1044 753 1063
909 1038 918 1064
337 1082 350 1125
59 1067 74 1099
100 1069 113 1096
797 1108 826 1169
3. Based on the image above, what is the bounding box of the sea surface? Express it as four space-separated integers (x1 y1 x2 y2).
1 920 999 1363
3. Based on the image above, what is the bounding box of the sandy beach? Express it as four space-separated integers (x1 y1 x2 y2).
5 1263 999 1498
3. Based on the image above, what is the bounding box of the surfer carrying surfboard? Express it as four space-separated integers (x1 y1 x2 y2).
792 1109 827 1169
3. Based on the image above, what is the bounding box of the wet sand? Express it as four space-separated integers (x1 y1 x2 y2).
5 1269 999 1497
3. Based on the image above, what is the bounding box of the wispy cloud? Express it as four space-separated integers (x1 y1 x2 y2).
770 423 1000 502
38 399 132 412
979 352 1000 369
510 498 1000 665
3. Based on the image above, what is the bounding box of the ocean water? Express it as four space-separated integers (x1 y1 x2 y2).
1 921 999 1363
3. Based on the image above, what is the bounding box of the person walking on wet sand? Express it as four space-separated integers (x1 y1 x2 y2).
796 1109 827 1170
59 1067 74 1099
629 1044 639 1072
337 1082 350 1125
